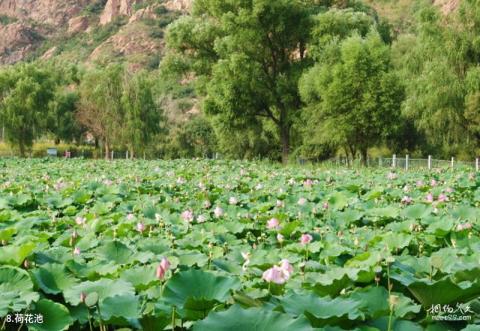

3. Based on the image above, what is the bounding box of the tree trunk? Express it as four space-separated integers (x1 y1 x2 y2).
19 141 25 157
361 148 368 166
105 138 110 160
280 124 290 165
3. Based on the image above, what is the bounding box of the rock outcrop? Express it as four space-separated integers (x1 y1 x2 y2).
99 0 142 25
41 46 57 60
68 16 89 34
0 0 90 26
0 22 39 64
90 21 162 61
163 0 192 12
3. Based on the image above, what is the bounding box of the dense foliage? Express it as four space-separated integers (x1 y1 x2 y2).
1 0 480 161
0 159 479 330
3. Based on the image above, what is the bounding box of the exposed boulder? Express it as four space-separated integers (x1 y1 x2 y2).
163 0 192 12
99 0 142 25
129 5 156 23
0 22 40 64
68 16 89 34
41 46 57 60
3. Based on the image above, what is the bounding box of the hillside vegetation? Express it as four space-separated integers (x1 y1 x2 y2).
1 0 479 164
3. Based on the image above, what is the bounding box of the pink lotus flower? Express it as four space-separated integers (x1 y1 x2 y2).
156 257 170 280
267 218 280 230
300 233 313 245
298 197 307 206
160 256 170 271
456 223 472 231
279 259 293 278
181 210 194 223
426 193 434 203
73 247 81 255
103 179 113 186
214 206 224 218
126 213 135 221
304 179 313 188
438 194 448 202
401 196 413 205
136 222 145 233
445 187 454 193
322 202 329 210
229 197 238 205
387 172 397 180
277 233 284 243
430 179 437 187
416 180 424 187
54 181 67 191
75 216 86 225
262 259 294 284
197 215 207 223
262 266 287 284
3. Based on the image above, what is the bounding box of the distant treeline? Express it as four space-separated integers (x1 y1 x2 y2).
1 0 479 163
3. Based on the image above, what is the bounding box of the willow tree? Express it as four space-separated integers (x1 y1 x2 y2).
0 64 55 156
121 71 164 158
77 65 124 159
164 0 314 163
300 32 404 163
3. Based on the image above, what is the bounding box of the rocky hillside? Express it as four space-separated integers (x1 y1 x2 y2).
0 0 462 67
0 0 192 66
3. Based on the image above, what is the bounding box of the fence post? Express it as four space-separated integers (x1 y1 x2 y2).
143 152 146 160
111 150 114 160
392 154 396 168
476 158 479 172
379 157 382 167
451 157 454 168
126 151 129 159
405 154 409 171
428 155 432 170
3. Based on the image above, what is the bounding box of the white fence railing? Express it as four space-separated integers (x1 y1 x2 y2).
323 154 480 171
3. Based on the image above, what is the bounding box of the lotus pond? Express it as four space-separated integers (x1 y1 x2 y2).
0 158 479 331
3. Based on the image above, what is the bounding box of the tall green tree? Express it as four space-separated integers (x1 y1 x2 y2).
0 64 55 156
396 0 480 155
300 32 404 163
122 71 164 158
48 90 86 144
164 0 314 163
77 65 124 159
